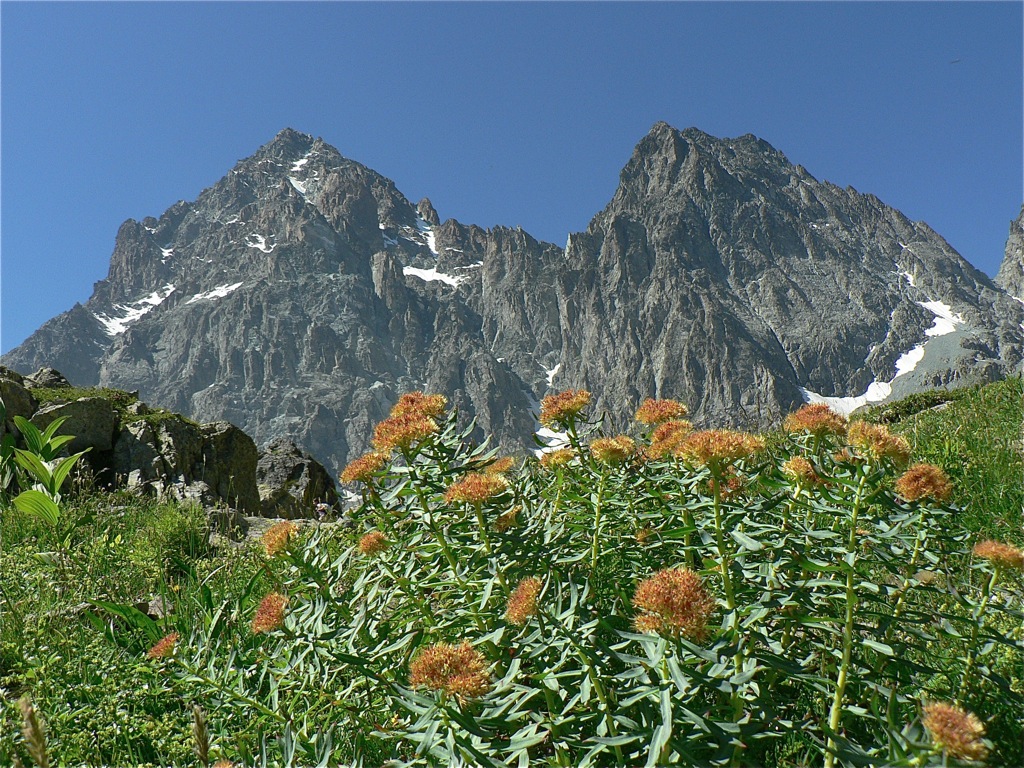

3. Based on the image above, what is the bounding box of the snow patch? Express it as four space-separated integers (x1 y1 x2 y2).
535 426 571 455
800 381 892 417
290 155 310 172
186 282 244 304
901 271 916 287
246 233 276 253
800 300 965 416
893 345 925 378
160 247 174 262
94 284 176 336
919 300 964 337
544 363 561 387
415 217 438 255
459 261 483 269
403 266 465 287
288 177 307 194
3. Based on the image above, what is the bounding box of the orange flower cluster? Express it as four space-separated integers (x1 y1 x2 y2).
678 430 764 467
539 389 591 426
847 422 911 466
539 448 575 469
505 577 542 626
784 404 848 437
444 473 507 504
409 641 492 702
341 451 389 483
485 456 517 475
635 398 688 425
781 456 819 485
147 631 180 660
370 391 448 452
895 463 952 502
590 435 636 464
973 540 1024 571
633 567 716 641
922 702 988 761
262 520 298 556
251 592 288 634
645 420 693 459
358 531 390 556
494 507 520 533
391 391 448 419
372 411 439 452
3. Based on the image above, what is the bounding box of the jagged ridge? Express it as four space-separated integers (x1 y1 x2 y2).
5 124 1023 475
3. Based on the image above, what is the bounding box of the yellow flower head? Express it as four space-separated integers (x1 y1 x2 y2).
922 702 988 762
494 507 520 533
505 577 542 626
409 641 491 702
677 430 764 467
781 456 819 485
358 531 390 556
645 419 693 459
485 456 517 475
341 451 389 484
251 592 288 634
539 448 575 469
635 398 689 425
147 632 180 660
390 391 447 419
784 404 848 437
895 463 952 502
444 473 508 504
590 435 636 465
633 567 716 641
539 389 591 427
262 520 298 556
847 422 911 466
973 540 1024 571
372 411 439 452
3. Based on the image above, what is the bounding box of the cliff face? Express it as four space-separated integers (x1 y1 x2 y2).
6 124 1023 474
996 205 1024 301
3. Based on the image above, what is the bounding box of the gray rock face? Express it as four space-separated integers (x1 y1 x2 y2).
996 205 1024 300
0 368 38 436
110 415 259 513
5 124 1024 473
32 397 118 453
256 437 340 518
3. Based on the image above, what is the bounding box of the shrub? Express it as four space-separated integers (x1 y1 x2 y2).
156 392 1023 767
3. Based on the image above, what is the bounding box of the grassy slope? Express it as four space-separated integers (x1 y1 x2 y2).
865 375 1023 541
1 377 1021 766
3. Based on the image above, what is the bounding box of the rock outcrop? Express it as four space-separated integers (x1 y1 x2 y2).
0 368 337 517
4 125 1023 472
256 437 341 519
996 205 1024 301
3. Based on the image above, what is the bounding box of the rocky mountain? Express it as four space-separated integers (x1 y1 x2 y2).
5 123 1024 476
996 205 1024 300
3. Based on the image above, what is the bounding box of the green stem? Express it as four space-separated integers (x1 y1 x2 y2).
474 503 509 596
824 469 870 768
956 567 998 705
589 472 608 572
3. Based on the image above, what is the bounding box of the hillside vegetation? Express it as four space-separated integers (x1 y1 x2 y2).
1 378 1022 767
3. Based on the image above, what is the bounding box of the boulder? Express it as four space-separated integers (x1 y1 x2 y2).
256 437 341 518
32 397 119 453
111 415 259 513
0 370 38 437
24 367 72 390
198 422 261 514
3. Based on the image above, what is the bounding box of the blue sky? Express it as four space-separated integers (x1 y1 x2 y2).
2 1 1021 354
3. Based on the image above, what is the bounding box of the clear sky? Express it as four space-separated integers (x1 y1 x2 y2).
2 1 1021 354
